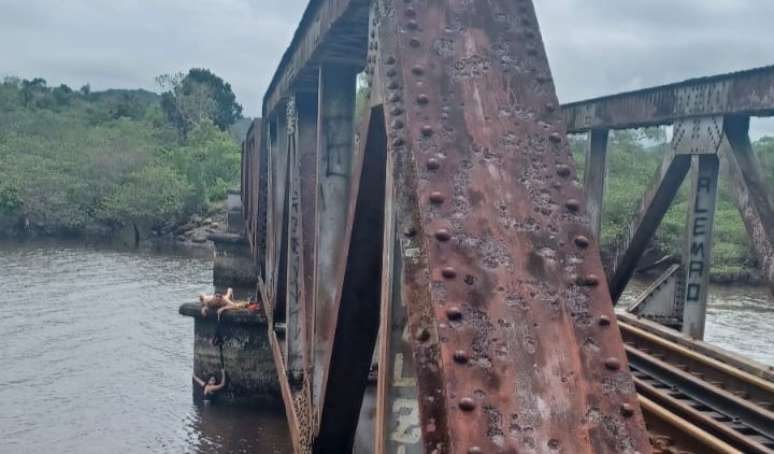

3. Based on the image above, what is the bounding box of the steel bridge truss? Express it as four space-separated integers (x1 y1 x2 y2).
566 66 774 339
240 0 774 452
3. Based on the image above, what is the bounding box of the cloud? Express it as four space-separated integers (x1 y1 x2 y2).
1 0 773 136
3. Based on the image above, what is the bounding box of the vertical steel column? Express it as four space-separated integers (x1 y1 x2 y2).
286 97 304 383
296 93 319 385
312 64 358 414
681 155 720 339
584 129 609 240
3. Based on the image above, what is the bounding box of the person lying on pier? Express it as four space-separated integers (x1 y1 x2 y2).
193 368 226 401
198 288 249 320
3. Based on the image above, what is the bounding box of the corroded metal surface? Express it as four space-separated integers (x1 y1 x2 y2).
367 0 651 451
263 0 370 116
563 65 774 133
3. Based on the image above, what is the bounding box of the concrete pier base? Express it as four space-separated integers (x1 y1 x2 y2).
179 191 279 408
179 304 281 408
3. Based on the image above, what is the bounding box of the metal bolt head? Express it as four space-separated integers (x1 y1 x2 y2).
446 306 463 321
555 164 572 178
441 267 457 279
421 125 434 137
453 350 469 364
411 65 425 76
621 403 635 417
549 132 563 143
426 158 440 170
574 235 590 248
565 199 581 212
598 315 611 326
604 357 621 371
435 229 452 242
417 94 429 105
459 397 476 411
429 192 445 204
409 38 421 48
583 274 600 287
468 448 483 454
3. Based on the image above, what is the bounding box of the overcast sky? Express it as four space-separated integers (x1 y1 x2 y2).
1 0 773 134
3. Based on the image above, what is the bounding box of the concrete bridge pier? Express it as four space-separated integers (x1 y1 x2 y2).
179 190 280 407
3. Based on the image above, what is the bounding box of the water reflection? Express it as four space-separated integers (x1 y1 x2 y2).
185 405 289 454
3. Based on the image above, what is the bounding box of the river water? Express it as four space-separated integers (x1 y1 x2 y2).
1 240 772 454
0 240 291 454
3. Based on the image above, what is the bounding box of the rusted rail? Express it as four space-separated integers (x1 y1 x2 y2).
620 314 774 453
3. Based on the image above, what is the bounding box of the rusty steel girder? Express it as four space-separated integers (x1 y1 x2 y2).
562 65 774 133
362 0 651 452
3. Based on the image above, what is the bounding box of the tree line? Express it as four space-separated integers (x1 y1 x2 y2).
0 68 245 240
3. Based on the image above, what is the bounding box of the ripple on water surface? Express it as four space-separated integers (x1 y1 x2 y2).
0 240 291 454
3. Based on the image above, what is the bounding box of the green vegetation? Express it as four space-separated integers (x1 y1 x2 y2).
0 71 243 240
571 129 774 279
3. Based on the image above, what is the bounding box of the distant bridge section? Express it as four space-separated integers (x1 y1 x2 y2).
563 65 774 133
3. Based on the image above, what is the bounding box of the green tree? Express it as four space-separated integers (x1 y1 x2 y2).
158 68 243 138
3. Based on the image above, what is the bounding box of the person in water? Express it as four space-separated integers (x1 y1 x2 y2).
193 368 226 401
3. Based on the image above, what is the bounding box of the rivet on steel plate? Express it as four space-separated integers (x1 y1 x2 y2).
441 267 457 279
604 357 621 371
574 235 590 248
621 403 635 417
426 158 440 170
555 164 572 177
565 199 580 212
417 94 429 105
453 350 469 364
598 315 611 326
421 125 434 137
429 192 445 204
459 397 476 411
583 274 600 287
446 306 462 320
435 229 451 242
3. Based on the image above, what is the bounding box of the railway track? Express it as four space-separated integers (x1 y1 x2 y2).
619 314 774 453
